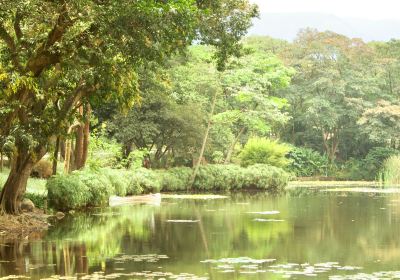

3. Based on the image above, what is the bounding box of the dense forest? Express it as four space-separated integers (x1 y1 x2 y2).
93 30 400 180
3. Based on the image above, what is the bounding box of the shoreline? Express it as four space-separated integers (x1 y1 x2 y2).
0 210 49 240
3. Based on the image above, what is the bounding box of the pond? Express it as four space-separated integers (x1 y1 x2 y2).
2 190 400 279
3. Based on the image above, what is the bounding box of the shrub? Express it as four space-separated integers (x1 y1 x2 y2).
211 151 225 164
130 168 161 193
47 173 91 211
193 164 244 191
159 167 192 191
103 169 130 196
47 164 290 210
47 168 122 210
75 171 113 207
192 164 289 192
381 155 400 186
239 137 291 168
31 159 53 178
287 147 329 177
242 164 290 192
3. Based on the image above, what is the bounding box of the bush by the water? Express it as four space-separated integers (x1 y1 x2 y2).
159 167 192 191
47 168 145 210
47 164 289 210
287 147 329 177
381 155 400 186
239 137 291 168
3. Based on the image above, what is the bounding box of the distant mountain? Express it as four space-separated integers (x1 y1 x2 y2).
248 13 400 42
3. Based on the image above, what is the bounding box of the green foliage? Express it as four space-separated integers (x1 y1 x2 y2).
88 126 122 169
47 164 289 210
287 147 329 177
76 172 114 207
358 101 400 143
212 151 225 164
193 165 244 190
114 149 150 170
193 164 289 192
239 137 291 168
244 164 291 191
0 0 257 214
47 173 91 211
130 168 161 194
103 169 131 197
340 147 398 180
24 192 46 210
159 167 193 191
381 155 400 186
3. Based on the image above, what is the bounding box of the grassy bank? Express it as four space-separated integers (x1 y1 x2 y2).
47 164 290 211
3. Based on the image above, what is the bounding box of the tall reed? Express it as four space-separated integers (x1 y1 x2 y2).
380 155 400 187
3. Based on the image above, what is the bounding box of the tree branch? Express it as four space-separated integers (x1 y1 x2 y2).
26 2 72 76
14 10 23 42
0 24 23 71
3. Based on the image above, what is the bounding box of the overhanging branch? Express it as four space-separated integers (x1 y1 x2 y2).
0 24 23 71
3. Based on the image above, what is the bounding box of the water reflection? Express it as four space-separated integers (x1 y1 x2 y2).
1 193 400 279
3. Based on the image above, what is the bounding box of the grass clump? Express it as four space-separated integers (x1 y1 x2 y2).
381 155 400 186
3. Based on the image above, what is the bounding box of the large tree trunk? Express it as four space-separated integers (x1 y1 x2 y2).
0 149 41 214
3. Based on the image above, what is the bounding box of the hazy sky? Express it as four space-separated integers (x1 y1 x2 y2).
250 0 400 20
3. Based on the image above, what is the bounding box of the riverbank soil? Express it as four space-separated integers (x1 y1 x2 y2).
0 210 49 240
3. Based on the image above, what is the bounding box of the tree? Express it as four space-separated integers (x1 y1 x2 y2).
358 100 400 146
278 29 379 161
215 49 293 163
0 0 258 214
109 75 205 167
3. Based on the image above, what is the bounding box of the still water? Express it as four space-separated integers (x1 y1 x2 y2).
2 191 400 279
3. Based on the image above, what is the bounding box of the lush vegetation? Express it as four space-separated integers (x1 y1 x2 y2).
0 0 258 214
47 164 289 210
1 0 400 215
239 137 291 168
381 155 400 186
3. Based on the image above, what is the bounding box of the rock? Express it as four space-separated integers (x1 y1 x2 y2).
55 212 65 220
21 198 35 212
